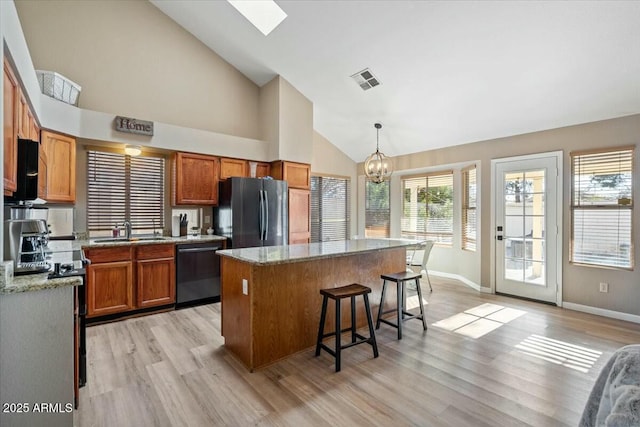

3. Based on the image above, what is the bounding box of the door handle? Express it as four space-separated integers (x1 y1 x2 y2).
496 235 503 241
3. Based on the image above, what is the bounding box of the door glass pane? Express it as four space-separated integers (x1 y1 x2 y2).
503 169 546 286
525 261 545 285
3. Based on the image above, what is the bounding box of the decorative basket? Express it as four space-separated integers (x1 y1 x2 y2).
35 70 81 106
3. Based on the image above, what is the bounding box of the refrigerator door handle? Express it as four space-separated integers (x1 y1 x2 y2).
263 189 269 241
258 190 264 240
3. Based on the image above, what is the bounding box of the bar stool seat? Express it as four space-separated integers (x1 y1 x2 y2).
376 270 427 340
315 283 379 372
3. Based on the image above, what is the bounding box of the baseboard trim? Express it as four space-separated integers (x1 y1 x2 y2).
563 302 640 325
429 270 481 291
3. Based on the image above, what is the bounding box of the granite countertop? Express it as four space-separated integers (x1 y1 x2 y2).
217 238 422 266
1 273 82 295
78 234 227 248
0 235 227 295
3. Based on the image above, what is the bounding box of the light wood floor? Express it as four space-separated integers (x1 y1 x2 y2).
75 277 640 427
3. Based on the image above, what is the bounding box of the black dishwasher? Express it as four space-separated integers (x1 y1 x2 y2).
175 242 222 307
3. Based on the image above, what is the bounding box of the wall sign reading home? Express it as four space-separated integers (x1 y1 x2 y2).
114 116 154 136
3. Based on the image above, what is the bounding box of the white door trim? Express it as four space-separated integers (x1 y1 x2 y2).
490 151 563 306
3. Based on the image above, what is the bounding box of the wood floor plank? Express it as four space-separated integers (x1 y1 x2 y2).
75 278 640 426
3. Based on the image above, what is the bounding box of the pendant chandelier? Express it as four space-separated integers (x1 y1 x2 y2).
364 123 393 183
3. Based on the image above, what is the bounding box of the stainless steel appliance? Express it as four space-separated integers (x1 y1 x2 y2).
214 177 288 248
176 242 222 306
3 218 50 275
6 138 39 202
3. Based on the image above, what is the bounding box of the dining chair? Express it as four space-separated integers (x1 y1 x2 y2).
406 240 434 292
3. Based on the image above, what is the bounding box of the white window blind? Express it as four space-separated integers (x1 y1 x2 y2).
462 165 477 251
310 176 350 242
571 147 633 269
87 150 165 233
365 179 390 238
401 171 453 244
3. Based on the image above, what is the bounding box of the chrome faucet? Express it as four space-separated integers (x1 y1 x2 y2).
120 220 132 239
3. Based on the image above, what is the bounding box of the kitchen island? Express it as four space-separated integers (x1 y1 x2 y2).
217 239 416 370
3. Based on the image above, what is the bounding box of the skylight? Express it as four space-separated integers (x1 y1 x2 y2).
227 0 287 36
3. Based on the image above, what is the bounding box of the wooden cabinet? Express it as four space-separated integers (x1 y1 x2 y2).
40 130 76 203
17 90 31 139
3 59 19 194
37 147 47 199
136 244 175 308
220 157 248 180
173 152 219 205
255 162 271 178
86 246 134 318
271 161 311 189
86 244 176 318
271 161 311 244
289 188 311 244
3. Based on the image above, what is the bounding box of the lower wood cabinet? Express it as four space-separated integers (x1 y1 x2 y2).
87 260 134 317
136 244 175 308
86 244 175 318
86 246 133 318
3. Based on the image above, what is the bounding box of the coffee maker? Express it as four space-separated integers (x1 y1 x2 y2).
4 218 50 275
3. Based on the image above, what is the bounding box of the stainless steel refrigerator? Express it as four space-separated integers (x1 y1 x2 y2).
214 177 288 248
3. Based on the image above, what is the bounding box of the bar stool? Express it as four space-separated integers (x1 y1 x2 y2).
376 271 427 339
315 283 379 372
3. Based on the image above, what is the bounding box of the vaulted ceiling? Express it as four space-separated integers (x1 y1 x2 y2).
151 1 640 162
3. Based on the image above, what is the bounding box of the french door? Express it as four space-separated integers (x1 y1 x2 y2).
494 153 561 304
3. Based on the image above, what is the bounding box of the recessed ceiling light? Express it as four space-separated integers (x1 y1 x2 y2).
227 0 287 36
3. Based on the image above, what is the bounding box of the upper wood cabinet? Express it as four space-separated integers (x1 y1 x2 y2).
271 161 311 189
40 130 76 203
219 157 248 180
255 162 271 178
37 147 47 199
173 152 219 205
17 90 32 139
3 59 19 194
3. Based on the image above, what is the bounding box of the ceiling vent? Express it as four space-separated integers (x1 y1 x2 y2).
350 68 381 91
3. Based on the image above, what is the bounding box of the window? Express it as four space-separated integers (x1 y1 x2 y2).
310 175 350 242
87 150 165 236
462 165 477 251
401 171 453 244
571 147 633 269
365 179 390 238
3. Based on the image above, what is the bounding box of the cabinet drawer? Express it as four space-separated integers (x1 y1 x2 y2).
136 243 175 260
85 246 132 263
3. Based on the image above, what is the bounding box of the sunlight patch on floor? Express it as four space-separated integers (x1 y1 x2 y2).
432 303 526 339
515 334 603 373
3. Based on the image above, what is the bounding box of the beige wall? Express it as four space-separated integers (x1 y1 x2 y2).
259 76 314 163
374 114 640 316
278 78 313 163
259 77 280 160
311 131 358 237
15 0 260 140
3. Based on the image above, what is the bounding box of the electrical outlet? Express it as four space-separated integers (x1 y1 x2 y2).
599 282 609 293
242 279 248 295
